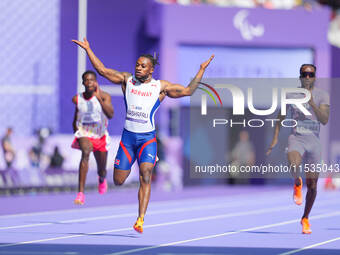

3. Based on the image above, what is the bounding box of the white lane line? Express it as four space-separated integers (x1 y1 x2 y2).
0 188 285 219
0 200 248 230
0 193 335 231
278 236 340 255
105 211 340 255
0 202 306 248
0 203 132 219
5 187 334 220
0 198 338 247
0 193 291 230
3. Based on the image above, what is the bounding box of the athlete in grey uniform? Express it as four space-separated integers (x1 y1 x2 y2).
267 64 330 234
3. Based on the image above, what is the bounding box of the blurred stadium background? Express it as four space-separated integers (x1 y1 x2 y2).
1 0 340 194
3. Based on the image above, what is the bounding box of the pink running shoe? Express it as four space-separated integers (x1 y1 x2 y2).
74 192 85 205
98 178 107 194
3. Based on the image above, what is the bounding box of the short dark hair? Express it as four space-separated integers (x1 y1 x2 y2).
139 53 159 67
82 70 97 81
299 64 316 76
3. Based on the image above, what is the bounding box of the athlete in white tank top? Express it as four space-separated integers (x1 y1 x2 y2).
71 70 114 205
75 92 109 138
124 76 161 133
73 36 214 233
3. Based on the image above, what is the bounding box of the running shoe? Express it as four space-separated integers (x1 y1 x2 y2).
98 178 107 194
74 192 85 205
301 217 312 234
133 217 144 233
293 177 303 205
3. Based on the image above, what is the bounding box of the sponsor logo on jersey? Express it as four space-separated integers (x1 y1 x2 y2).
130 88 152 97
115 159 120 166
131 105 143 110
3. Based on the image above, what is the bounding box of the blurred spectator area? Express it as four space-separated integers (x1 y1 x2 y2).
0 134 182 190
0 135 119 189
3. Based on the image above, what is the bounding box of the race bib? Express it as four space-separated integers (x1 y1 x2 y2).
296 120 320 135
81 112 101 124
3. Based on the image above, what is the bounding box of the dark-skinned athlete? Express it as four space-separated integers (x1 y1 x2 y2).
72 38 214 233
267 64 330 234
72 70 114 205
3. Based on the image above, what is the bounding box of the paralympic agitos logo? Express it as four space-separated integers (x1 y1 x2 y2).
198 82 312 128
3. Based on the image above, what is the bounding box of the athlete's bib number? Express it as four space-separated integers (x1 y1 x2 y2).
296 120 320 135
81 112 101 124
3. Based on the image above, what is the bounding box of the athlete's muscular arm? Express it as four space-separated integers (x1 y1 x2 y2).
308 98 329 125
266 113 285 155
94 83 114 119
72 38 131 85
72 95 78 133
162 55 214 98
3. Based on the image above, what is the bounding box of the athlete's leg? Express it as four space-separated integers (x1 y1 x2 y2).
133 133 157 233
302 137 321 220
93 150 107 181
94 150 108 194
288 150 304 206
138 162 154 219
287 151 302 186
303 171 319 219
113 168 131 185
300 171 318 234
78 137 93 193
133 162 154 233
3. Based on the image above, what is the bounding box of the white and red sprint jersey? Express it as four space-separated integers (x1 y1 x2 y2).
124 75 161 133
75 93 109 139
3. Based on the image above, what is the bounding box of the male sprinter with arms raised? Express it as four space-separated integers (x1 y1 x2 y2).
267 64 330 234
72 38 214 233
72 70 114 205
